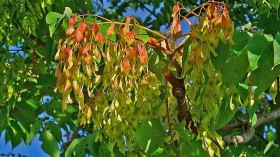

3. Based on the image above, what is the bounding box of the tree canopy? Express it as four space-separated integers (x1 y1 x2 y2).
1 0 280 156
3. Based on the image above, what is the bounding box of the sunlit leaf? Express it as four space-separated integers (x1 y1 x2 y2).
46 121 62 141
182 37 192 76
273 33 280 66
249 62 280 96
29 120 43 142
65 137 86 157
264 141 274 154
10 120 28 144
148 51 165 80
247 34 273 70
49 25 56 37
135 119 165 153
151 147 169 157
64 7 72 18
250 113 257 129
40 129 60 157
135 28 149 43
46 12 63 25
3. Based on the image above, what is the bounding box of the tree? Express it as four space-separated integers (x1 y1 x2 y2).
1 0 280 156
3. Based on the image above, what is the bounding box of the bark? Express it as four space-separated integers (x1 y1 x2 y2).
222 108 280 146
163 68 197 134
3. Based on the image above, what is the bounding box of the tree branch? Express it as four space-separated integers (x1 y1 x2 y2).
223 129 255 146
162 68 197 134
222 107 280 146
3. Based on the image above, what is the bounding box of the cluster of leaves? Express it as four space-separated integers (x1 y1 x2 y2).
0 0 97 156
53 10 179 154
0 0 52 45
51 1 245 156
177 2 235 156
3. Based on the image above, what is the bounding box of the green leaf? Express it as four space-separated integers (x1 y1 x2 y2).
10 120 28 144
46 12 63 25
231 32 253 56
29 120 43 142
13 102 36 131
247 102 258 119
99 23 116 42
213 95 238 130
84 16 97 23
250 113 257 129
40 129 60 157
113 147 125 157
221 49 249 86
249 63 280 96
26 99 38 108
12 110 30 132
247 0 257 8
64 7 72 18
135 119 166 153
46 121 62 141
264 141 274 154
5 126 11 144
135 28 149 43
73 138 87 157
258 9 280 36
273 33 280 66
148 51 165 80
179 141 208 157
212 40 231 70
99 142 114 157
267 129 276 141
247 34 273 70
87 133 99 156
151 147 169 157
36 61 47 74
237 83 249 101
0 106 9 133
175 121 192 142
65 137 86 157
6 126 21 149
182 37 191 76
270 0 279 9
49 25 56 38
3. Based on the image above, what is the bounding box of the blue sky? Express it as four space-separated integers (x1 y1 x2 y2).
0 134 48 157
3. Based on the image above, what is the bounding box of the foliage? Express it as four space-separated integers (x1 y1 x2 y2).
1 0 280 157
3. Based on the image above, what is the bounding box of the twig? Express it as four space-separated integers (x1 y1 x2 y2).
219 121 250 132
81 14 166 39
